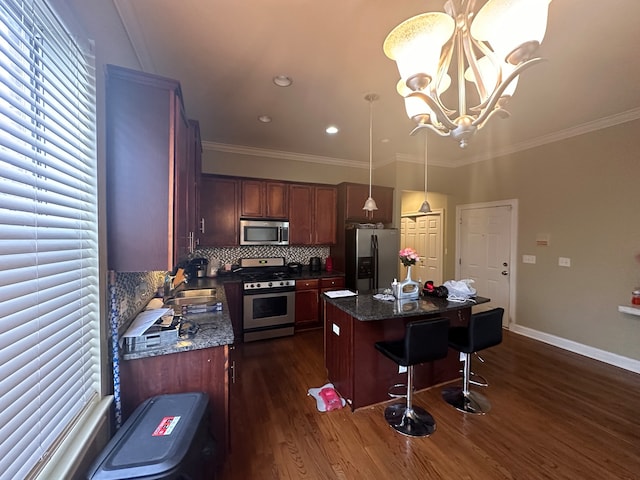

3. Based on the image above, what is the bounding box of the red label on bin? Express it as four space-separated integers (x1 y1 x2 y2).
152 416 181 436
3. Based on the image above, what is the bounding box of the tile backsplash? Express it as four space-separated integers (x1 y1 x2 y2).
111 271 165 332
191 245 330 269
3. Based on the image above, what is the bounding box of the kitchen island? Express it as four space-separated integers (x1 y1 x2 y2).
324 293 489 410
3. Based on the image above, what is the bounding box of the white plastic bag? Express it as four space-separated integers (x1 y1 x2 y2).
443 279 476 302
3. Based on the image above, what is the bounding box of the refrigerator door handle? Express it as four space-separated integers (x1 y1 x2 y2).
372 234 379 290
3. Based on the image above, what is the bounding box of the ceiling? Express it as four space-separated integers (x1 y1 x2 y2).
102 0 640 168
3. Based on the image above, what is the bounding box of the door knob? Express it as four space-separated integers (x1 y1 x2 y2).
501 271 508 276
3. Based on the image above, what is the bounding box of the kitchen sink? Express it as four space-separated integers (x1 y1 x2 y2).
164 288 217 307
175 288 217 298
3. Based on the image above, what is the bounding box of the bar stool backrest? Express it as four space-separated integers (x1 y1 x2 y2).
468 307 504 352
405 317 450 365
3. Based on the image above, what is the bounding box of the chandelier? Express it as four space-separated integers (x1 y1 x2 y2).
384 0 552 148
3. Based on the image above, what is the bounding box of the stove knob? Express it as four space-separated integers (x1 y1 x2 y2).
256 283 261 289
268 282 273 287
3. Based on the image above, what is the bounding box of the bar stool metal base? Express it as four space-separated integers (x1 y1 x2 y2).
383 402 436 437
441 386 491 415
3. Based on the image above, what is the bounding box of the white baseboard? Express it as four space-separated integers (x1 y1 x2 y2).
510 325 640 375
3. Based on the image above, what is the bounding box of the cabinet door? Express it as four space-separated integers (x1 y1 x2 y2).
265 181 288 219
371 185 394 224
295 279 320 328
289 184 313 245
119 346 229 466
173 101 190 263
188 120 202 250
314 186 337 244
200 176 239 246
240 179 264 218
342 183 394 224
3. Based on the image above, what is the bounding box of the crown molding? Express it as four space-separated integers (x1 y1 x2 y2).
113 0 156 72
205 110 640 170
202 142 369 170
455 107 640 166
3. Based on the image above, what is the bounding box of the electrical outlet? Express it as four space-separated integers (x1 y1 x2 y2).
522 254 536 264
399 365 407 374
558 257 571 267
332 323 340 336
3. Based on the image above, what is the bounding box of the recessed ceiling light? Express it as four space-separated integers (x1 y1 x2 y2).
258 115 272 123
273 75 293 87
325 125 339 134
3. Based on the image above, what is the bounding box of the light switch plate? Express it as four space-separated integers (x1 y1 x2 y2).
399 366 407 374
523 254 536 264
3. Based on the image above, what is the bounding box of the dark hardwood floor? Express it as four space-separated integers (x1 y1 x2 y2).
220 328 640 480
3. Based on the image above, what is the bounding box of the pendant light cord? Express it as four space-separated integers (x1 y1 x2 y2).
424 133 428 200
369 98 373 198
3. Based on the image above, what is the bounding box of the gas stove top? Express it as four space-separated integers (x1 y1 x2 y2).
239 257 296 292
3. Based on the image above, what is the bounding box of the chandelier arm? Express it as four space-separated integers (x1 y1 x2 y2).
475 107 511 132
455 27 467 118
407 91 458 131
410 122 451 137
462 36 490 105
471 57 546 127
467 37 510 112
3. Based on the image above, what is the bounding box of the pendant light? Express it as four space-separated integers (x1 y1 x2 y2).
363 93 379 212
418 133 431 213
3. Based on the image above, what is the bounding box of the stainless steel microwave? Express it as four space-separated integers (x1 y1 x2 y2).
240 219 289 246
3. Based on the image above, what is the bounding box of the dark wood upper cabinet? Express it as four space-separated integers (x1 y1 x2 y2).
106 64 191 271
314 186 337 244
188 120 203 250
199 175 239 247
288 183 337 245
288 184 313 245
240 179 288 219
339 182 394 224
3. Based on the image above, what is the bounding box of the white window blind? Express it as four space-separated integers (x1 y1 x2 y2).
0 1 99 479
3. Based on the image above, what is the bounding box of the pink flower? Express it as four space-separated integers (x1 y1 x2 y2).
399 247 420 267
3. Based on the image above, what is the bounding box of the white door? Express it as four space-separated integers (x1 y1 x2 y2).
401 211 443 287
457 202 517 328
416 214 443 285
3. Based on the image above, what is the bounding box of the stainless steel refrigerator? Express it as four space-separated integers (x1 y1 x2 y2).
344 228 399 292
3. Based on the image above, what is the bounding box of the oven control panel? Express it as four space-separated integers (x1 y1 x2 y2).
243 279 296 291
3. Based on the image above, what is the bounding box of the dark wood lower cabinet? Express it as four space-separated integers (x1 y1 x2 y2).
119 345 229 470
295 279 320 329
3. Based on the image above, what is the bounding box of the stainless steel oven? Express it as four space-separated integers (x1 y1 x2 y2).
240 257 296 342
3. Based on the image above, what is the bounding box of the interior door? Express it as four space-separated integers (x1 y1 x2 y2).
419 214 443 285
458 203 515 327
401 211 443 286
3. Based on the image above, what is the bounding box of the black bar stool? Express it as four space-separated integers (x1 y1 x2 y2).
442 307 504 415
374 317 450 437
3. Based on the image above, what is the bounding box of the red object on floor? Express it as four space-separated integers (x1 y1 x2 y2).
319 387 343 411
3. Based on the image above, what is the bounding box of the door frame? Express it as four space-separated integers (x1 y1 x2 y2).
455 199 518 327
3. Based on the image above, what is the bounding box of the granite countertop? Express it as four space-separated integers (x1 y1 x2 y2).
121 277 234 361
324 291 490 321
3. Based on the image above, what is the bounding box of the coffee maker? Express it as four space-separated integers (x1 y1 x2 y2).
309 257 321 272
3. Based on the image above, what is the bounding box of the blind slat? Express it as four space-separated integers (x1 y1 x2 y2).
0 0 99 477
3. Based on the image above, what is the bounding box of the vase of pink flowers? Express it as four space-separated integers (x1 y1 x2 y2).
397 248 420 299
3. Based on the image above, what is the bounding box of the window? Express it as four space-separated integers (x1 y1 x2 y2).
0 1 100 478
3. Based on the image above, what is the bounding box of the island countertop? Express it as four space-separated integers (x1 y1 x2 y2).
324 291 490 321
